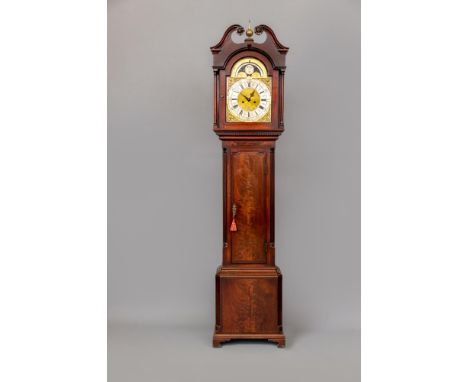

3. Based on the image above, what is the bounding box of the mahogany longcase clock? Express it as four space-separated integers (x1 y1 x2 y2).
211 24 289 348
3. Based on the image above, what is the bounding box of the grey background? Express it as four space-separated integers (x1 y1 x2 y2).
108 0 360 380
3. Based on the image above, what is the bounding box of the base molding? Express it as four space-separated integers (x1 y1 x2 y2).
213 333 285 348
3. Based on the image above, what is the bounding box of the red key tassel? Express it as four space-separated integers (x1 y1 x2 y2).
230 202 238 232
230 218 237 232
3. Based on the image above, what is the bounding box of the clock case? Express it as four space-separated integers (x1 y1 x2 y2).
211 25 289 348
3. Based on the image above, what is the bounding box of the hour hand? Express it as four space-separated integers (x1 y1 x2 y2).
241 93 250 102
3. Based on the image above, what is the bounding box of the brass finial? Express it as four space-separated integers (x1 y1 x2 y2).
245 20 254 38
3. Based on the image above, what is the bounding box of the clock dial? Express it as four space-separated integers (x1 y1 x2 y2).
227 78 271 122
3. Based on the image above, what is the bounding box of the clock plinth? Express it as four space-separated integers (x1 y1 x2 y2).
213 265 285 348
210 25 289 347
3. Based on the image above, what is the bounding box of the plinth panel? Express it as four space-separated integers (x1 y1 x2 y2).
221 277 277 333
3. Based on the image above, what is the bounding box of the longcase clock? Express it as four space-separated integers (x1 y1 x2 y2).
211 24 289 348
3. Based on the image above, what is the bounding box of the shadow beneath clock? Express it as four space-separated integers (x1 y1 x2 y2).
220 339 280 348
283 324 312 348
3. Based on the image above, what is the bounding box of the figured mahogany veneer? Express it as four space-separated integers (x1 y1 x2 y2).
211 25 288 348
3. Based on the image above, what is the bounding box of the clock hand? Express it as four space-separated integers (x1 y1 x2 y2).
240 93 250 102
